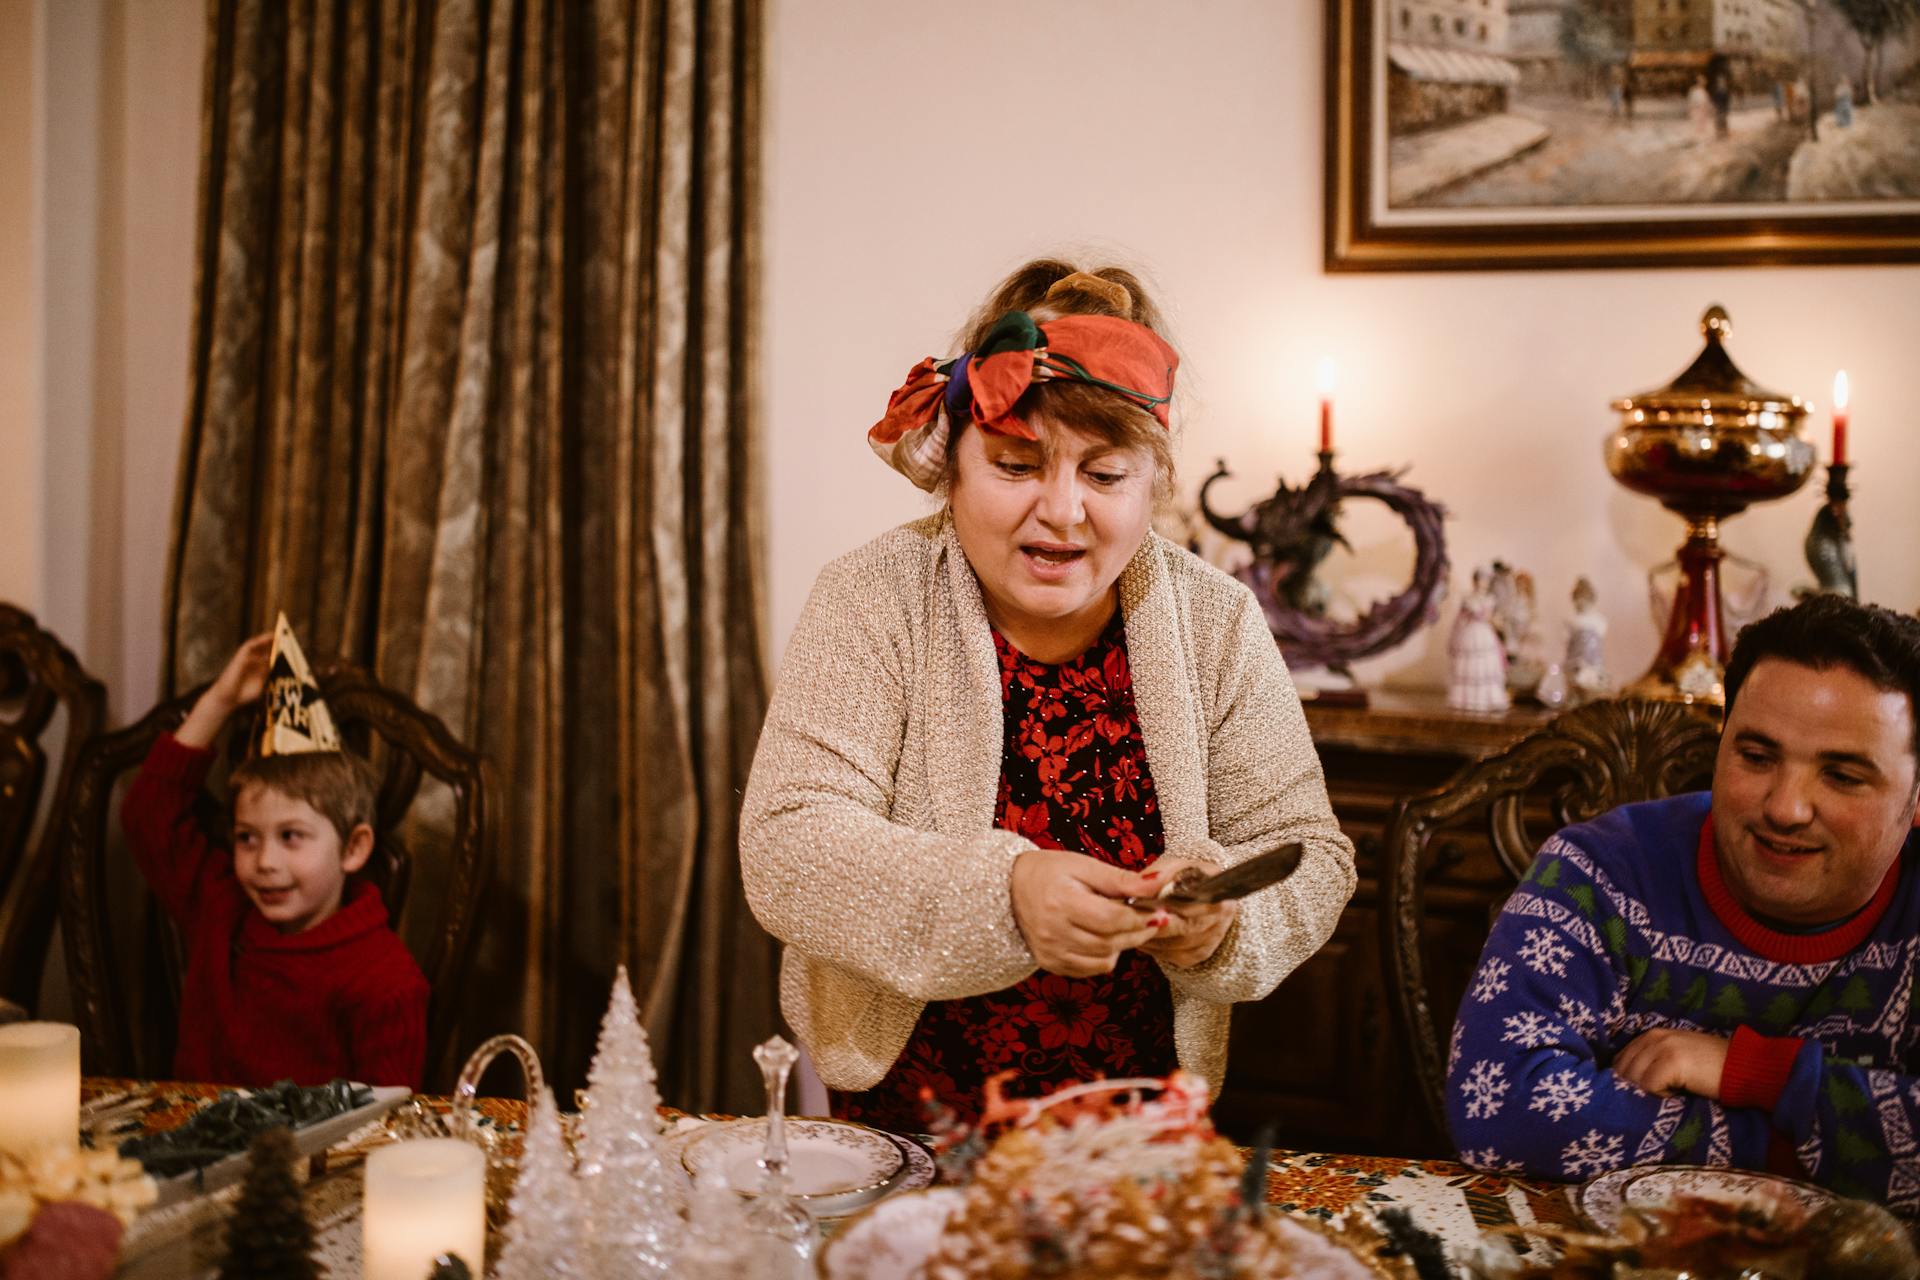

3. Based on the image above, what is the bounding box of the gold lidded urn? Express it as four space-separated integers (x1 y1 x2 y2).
1606 306 1814 706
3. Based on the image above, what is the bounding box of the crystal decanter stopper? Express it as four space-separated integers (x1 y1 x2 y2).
744 1035 814 1274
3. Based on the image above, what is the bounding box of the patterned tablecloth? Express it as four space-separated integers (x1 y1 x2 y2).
1260 1147 1580 1265
85 1079 1582 1275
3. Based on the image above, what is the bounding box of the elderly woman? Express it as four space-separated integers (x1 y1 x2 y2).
741 261 1355 1130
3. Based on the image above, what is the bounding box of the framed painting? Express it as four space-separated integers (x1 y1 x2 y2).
1324 0 1920 270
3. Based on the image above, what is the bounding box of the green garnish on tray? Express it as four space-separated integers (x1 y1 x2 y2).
119 1080 375 1179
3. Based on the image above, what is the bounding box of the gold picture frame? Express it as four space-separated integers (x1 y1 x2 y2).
1325 0 1920 272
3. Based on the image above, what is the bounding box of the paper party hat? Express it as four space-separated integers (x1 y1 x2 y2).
259 612 341 756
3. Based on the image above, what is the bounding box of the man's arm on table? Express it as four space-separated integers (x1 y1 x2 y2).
1445 837 1772 1178
1634 1018 1920 1206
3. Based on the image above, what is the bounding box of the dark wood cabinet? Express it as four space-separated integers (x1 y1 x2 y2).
1213 691 1553 1156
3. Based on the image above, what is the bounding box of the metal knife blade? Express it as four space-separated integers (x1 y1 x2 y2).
1126 841 1306 910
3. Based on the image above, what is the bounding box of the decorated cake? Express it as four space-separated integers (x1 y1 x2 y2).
916 1072 1376 1280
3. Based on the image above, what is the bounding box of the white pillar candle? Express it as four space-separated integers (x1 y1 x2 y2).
0 1022 80 1157
362 1138 487 1280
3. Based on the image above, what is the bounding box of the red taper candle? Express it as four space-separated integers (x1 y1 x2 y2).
1317 357 1337 454
1832 370 1849 466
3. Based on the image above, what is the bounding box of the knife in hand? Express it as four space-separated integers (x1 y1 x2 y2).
1125 841 1306 910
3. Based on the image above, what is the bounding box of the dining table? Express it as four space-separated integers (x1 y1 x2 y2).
83 1078 1586 1277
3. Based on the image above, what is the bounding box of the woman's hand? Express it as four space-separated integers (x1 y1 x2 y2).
1136 853 1239 970
1010 849 1162 978
176 632 274 748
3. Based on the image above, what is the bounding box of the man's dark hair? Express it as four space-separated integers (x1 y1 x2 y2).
1723 595 1920 759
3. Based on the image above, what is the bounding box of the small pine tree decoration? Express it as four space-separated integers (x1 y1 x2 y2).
217 1127 321 1280
493 1086 585 1280
678 1164 756 1275
576 965 684 1278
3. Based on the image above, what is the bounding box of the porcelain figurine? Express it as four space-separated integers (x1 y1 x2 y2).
1448 566 1510 713
1566 577 1613 701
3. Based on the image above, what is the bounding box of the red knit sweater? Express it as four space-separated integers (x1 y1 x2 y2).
121 734 428 1089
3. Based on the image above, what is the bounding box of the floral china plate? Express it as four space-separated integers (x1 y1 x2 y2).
1576 1163 1835 1233
680 1118 930 1217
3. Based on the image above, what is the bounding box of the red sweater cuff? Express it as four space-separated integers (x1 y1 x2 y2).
1720 1024 1805 1111
144 732 217 787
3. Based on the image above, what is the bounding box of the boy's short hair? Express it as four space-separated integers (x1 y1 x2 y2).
1723 595 1920 761
227 751 379 843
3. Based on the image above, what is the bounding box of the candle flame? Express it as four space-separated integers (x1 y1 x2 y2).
1834 370 1849 411
1316 356 1338 398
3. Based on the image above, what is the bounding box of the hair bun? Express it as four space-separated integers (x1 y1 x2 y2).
1042 271 1132 317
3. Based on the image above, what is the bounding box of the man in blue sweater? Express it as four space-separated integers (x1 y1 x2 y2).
1447 595 1920 1208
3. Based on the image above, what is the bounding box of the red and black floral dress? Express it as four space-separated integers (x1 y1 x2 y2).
831 612 1177 1132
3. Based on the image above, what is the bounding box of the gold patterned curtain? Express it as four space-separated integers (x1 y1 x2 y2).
161 0 775 1109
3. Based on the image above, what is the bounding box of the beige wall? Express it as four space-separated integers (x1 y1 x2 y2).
104 0 202 716
762 0 1920 692
40 0 107 687
1 0 200 718
0 0 41 611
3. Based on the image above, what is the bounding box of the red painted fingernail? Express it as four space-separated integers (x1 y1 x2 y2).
1142 871 1159 881
1151 914 1169 928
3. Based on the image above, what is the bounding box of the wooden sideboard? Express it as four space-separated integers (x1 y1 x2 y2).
1212 690 1554 1156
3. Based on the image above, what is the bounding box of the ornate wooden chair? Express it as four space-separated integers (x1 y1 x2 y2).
0 605 106 1017
57 659 491 1087
1379 698 1718 1145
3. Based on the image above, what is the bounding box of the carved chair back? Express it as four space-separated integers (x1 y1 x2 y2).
1379 698 1719 1140
58 659 491 1086
0 606 106 1014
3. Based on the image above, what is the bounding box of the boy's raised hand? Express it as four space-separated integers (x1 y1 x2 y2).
176 632 273 749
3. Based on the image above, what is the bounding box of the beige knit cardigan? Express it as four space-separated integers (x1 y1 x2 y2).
740 513 1356 1093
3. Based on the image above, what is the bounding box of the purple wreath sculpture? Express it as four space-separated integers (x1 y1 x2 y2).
1198 455 1449 677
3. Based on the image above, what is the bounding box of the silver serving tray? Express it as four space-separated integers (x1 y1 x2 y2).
147 1084 412 1208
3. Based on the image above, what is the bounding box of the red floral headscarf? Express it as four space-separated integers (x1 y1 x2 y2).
868 309 1178 490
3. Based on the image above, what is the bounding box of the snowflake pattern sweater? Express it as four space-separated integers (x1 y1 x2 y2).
121 734 429 1088
1447 792 1920 1208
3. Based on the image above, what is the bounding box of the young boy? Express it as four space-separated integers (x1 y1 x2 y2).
121 622 429 1088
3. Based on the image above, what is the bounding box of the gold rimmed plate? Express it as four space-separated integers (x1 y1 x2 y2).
1576 1163 1835 1234
681 1118 924 1217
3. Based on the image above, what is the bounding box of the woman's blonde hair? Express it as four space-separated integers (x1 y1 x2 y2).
940 259 1178 504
